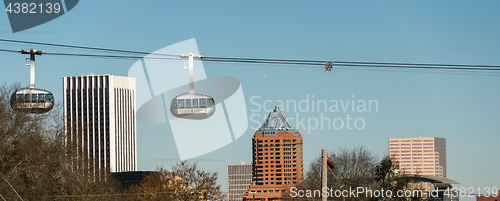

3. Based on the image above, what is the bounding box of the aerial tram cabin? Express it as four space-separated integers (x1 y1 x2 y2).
170 93 215 120
169 52 216 120
9 49 54 114
10 88 54 114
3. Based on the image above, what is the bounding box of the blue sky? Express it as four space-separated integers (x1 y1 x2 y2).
1 1 499 199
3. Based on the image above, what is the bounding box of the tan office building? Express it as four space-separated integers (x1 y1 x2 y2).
228 164 252 201
388 137 446 177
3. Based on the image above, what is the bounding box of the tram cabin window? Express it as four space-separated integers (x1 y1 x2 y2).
200 99 207 108
16 94 23 102
178 99 184 108
47 94 54 103
193 99 198 108
174 98 214 109
207 99 213 107
38 94 45 103
172 99 178 108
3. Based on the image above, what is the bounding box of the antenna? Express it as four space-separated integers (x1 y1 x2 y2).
240 159 245 164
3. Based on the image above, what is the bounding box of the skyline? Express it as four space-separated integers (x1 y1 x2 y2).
1 1 499 200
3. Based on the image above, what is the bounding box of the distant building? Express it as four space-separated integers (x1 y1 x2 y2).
228 164 252 201
112 171 156 187
404 174 459 201
113 171 209 200
63 74 137 176
389 137 446 177
476 191 500 201
243 105 304 201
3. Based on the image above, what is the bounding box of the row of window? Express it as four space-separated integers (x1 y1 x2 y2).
68 90 109 94
391 146 434 149
257 148 300 151
400 167 442 170
256 164 297 168
389 139 433 142
256 157 301 162
396 157 438 160
256 177 297 181
171 98 214 109
398 160 438 163
255 160 303 165
255 168 302 173
390 150 435 153
392 153 436 156
390 143 434 146
255 164 304 168
257 172 302 177
254 144 302 148
256 139 302 143
250 189 286 193
256 152 300 155
12 93 54 103
400 164 440 167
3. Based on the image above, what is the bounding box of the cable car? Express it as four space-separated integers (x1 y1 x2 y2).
9 49 54 114
10 88 54 114
170 93 215 120
170 52 215 120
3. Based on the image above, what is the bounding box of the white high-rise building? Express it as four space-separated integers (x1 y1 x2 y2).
389 137 446 177
64 74 136 174
227 164 252 201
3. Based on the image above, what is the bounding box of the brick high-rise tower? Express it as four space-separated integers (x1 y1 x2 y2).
243 106 304 201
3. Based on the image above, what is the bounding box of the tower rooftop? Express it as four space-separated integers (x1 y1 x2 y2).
258 105 298 132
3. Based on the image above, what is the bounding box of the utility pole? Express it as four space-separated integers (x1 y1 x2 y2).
18 49 45 89
322 149 328 201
